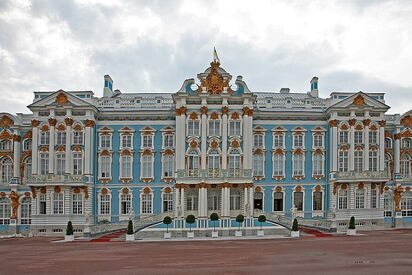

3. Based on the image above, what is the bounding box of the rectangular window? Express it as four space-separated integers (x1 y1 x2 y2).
100 156 111 178
120 194 131 215
73 131 83 145
163 134 174 148
229 120 241 136
120 156 132 178
53 193 63 214
39 153 49 175
163 155 174 178
354 131 363 144
401 195 412 217
56 153 65 175
121 135 132 148
230 191 241 210
40 132 50 146
73 153 83 175
39 194 46 215
355 189 365 209
293 135 303 148
163 193 173 213
187 195 198 211
313 191 322 211
273 134 284 148
354 151 363 172
142 135 153 148
141 155 153 178
56 132 66 146
253 154 264 177
312 154 323 176
100 194 111 215
338 151 348 172
273 154 284 176
0 198 11 224
370 189 377 209
293 154 304 176
100 135 111 149
338 190 348 209
369 131 378 144
253 135 263 148
294 192 303 211
339 131 348 144
141 194 152 214
384 194 392 217
72 193 83 214
208 120 220 136
273 192 283 211
208 195 220 211
313 135 323 148
20 198 31 224
188 120 200 136
369 151 378 172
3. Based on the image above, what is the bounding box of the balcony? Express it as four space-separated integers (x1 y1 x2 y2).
176 169 253 183
27 174 93 186
330 170 390 182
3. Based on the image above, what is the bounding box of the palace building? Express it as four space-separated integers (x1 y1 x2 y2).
0 54 411 236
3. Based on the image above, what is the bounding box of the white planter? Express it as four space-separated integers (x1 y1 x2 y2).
290 231 300 238
187 232 194 238
64 235 74 242
126 234 135 242
257 230 264 237
164 232 171 239
347 229 356 236
212 231 218 238
235 231 242 237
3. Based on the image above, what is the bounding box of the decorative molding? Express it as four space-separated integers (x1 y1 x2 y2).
0 115 13 128
48 118 57 126
401 115 412 127
200 106 208 115
64 118 74 126
175 106 187 116
379 120 386 127
363 119 371 126
353 95 365 106
84 119 95 127
221 106 229 115
328 120 338 127
31 120 39 127
55 92 69 105
199 60 229 95
348 119 357 126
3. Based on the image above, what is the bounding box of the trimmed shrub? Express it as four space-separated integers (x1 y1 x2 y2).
66 221 73 236
163 216 173 233
348 216 356 230
210 213 219 231
258 215 266 230
127 220 134 235
186 214 196 232
292 218 299 232
236 214 245 230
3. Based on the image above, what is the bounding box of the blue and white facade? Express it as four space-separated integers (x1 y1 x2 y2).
1 57 412 236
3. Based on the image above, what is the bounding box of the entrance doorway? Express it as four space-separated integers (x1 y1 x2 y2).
254 192 263 210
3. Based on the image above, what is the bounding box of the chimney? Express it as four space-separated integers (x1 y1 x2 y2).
103 75 114 97
310 77 318 97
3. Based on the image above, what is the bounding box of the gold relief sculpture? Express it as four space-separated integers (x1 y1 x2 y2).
0 192 6 198
143 187 151 194
341 183 348 190
210 140 219 149
56 146 65 152
0 129 12 140
120 178 132 183
371 183 376 190
274 148 284 155
48 118 57 126
348 119 357 126
363 119 371 126
328 120 339 127
30 187 36 198
22 130 32 139
163 149 174 155
312 175 324 180
231 140 240 148
200 106 208 115
73 146 82 152
9 191 20 219
0 115 13 128
295 185 302 192
379 120 386 127
353 95 365 106
55 92 69 105
120 149 132 156
101 188 108 195
406 186 411 192
231 112 240 120
24 192 30 197
273 176 285 181
84 119 95 127
73 124 83 131
164 187 172 194
12 134 21 142
210 112 219 120
340 145 349 151
189 140 198 148
340 124 348 130
315 185 322 192
255 186 262 192
122 188 129 195
57 124 66 131
221 106 229 115
275 186 282 192
293 148 304 155
142 149 153 156
385 130 392 138
358 182 364 189
83 186 89 199
314 149 323 155
355 124 363 130
200 61 229 95
370 124 378 131
401 115 412 127
73 187 81 193
253 148 263 155
64 117 74 126
333 183 338 195
40 187 46 194
54 186 61 193
394 186 403 212
175 106 187 116
189 112 198 120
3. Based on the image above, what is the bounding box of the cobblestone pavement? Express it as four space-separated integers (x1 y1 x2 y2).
0 229 411 275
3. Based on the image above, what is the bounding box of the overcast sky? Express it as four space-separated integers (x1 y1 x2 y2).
1 0 411 115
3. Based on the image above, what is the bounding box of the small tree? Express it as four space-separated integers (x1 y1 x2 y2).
66 221 73 236
236 214 245 230
292 218 299 232
186 214 196 232
258 215 266 231
210 213 219 232
163 216 172 233
348 216 356 230
127 220 134 235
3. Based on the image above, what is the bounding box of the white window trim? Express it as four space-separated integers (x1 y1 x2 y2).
272 189 285 213
120 133 134 150
228 118 242 137
71 192 84 215
272 153 285 178
140 154 154 180
99 134 112 151
140 190 154 215
252 152 265 178
207 117 221 137
186 118 201 137
292 133 305 149
119 190 133 219
312 133 325 149
119 155 133 180
253 133 265 149
161 154 175 179
98 191 112 217
162 133 175 149
98 155 112 180
311 188 324 215
161 191 174 213
311 153 324 177
292 153 305 177
292 189 305 216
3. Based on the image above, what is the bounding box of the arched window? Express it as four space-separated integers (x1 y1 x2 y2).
187 149 199 177
313 190 323 211
24 157 32 181
385 138 392 148
384 154 392 173
312 153 323 176
20 197 31 224
400 154 411 178
0 140 11 151
293 154 304 176
23 139 32 151
293 191 303 211
228 149 241 176
338 189 348 209
354 150 363 172
230 189 241 210
0 197 11 224
0 158 13 183
401 191 412 217
208 149 220 175
273 191 283 211
402 138 412 148
252 153 264 177
273 153 284 177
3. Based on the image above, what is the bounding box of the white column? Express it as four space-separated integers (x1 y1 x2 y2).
180 187 185 217
243 186 248 215
203 187 208 217
84 125 92 174
221 187 225 216
394 127 401 174
49 123 55 173
65 123 72 174
175 109 186 171
364 122 370 171
349 123 355 171
249 187 254 216
330 121 338 172
222 110 228 169
201 112 207 170
379 122 385 171
32 122 39 174
198 187 203 217
242 109 253 170
174 187 180 217
13 132 21 178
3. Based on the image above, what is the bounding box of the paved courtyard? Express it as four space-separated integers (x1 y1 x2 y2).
1 229 411 274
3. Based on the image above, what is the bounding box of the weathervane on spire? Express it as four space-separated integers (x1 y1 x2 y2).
213 47 220 63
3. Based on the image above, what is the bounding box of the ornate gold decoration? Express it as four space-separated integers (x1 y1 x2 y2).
31 120 39 127
73 146 82 152
120 178 132 183
221 106 229 115
406 186 411 192
12 134 21 142
22 130 32 139
143 187 151 194
313 175 324 180
39 146 49 152
0 115 13 128
141 178 153 183
210 112 219 120
369 145 378 151
255 186 262 192
363 119 371 126
73 187 81 193
401 115 412 127
253 148 263 155
231 112 240 120
84 119 95 127
9 191 20 219
30 187 36 198
328 120 339 127
348 119 357 126
40 187 46 194
164 187 172 194
295 185 302 192
231 140 240 148
355 124 363 130
100 150 111 156
189 112 198 120
56 92 69 105
120 149 132 156
293 148 304 155
198 183 208 188
122 188 129 195
210 140 219 149
355 145 363 150
275 186 282 192
371 183 376 190
163 149 174 155
314 149 323 155
40 125 49 132
142 149 153 156
73 124 83 131
339 145 349 151
200 61 229 95
83 187 89 199
370 124 378 131
56 146 65 152
273 176 285 180
57 124 66 131
101 188 108 195
385 130 393 138
54 186 61 193
379 120 386 127
358 182 364 189
175 106 187 116
315 185 322 192
333 183 338 195
353 95 365 106
292 176 305 180
394 185 403 212
64 117 74 126
200 106 208 115
0 192 6 198
274 148 284 155
0 129 12 140
340 124 348 130
190 140 198 148
48 118 57 126
341 183 348 190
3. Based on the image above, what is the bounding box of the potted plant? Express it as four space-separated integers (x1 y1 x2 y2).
186 214 196 238
347 216 356 235
126 220 135 241
290 218 299 237
257 215 266 237
235 214 244 237
210 213 219 238
163 216 172 239
65 221 74 242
